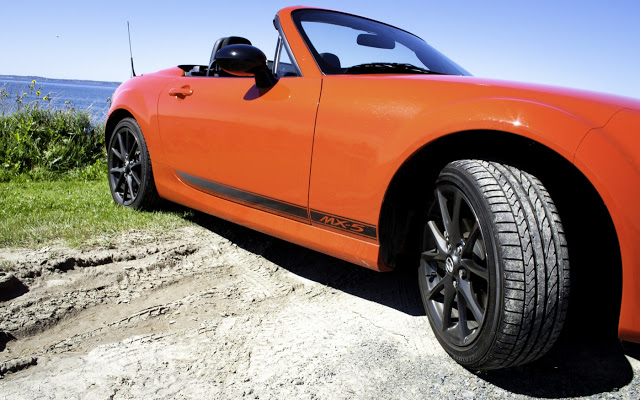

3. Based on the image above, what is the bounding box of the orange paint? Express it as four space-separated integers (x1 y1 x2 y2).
107 6 640 342
574 109 640 341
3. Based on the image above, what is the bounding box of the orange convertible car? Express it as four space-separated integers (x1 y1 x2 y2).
106 7 640 370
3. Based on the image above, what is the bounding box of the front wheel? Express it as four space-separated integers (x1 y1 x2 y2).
107 118 158 210
419 160 569 370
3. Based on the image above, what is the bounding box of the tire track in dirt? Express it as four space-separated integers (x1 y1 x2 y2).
1 224 638 399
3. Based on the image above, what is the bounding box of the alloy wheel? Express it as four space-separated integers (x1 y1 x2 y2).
108 126 142 206
421 184 489 347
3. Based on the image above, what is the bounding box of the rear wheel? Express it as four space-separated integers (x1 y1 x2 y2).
107 118 158 209
419 160 569 370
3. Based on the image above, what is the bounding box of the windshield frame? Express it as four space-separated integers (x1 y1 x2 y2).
292 9 471 77
273 15 303 78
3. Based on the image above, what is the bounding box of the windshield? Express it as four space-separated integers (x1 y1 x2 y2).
293 9 471 76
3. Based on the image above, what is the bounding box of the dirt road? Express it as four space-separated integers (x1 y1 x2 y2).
1 214 639 399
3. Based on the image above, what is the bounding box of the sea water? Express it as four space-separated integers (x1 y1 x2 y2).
0 75 121 122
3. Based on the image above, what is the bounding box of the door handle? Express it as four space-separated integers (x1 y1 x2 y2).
168 86 193 97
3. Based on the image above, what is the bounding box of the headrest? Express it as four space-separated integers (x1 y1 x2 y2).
319 52 342 74
209 36 253 73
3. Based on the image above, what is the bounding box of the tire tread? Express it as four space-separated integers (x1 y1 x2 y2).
447 160 569 369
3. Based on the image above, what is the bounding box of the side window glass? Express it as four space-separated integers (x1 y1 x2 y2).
275 37 300 78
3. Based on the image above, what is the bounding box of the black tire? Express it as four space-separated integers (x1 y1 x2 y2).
107 118 158 210
418 160 569 370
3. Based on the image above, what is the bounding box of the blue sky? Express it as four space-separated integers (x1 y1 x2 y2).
2 0 639 98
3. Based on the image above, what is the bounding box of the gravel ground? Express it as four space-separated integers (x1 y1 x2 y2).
1 214 639 399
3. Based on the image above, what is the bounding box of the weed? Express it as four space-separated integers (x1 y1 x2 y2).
0 260 14 272
0 80 106 181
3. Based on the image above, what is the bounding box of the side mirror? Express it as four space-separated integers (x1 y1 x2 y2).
215 44 278 89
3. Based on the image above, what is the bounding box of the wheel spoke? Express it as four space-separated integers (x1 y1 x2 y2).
458 279 485 323
115 174 125 196
422 249 447 262
131 170 141 186
126 175 135 202
436 189 453 241
118 132 127 161
461 258 488 280
450 191 462 243
111 147 124 162
125 129 131 155
436 188 461 244
110 167 124 174
456 292 471 340
128 140 138 159
427 221 448 256
121 178 128 203
442 275 455 330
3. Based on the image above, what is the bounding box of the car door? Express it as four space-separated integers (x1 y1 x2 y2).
157 73 321 223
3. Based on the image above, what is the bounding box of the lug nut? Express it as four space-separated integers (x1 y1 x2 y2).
459 269 468 279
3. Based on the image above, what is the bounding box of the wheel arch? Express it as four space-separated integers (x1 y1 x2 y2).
105 108 135 149
379 129 622 337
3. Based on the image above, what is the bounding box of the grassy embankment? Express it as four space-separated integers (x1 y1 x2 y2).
0 80 192 249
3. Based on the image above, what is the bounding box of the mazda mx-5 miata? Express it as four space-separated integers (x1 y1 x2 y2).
105 7 640 370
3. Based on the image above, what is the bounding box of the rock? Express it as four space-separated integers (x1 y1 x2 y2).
0 356 37 375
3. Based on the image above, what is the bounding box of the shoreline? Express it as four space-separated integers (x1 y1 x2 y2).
0 75 121 87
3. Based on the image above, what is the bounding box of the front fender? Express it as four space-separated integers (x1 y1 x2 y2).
390 97 608 175
375 96 616 217
574 108 640 342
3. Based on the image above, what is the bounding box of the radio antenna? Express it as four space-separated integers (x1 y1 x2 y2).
127 21 137 77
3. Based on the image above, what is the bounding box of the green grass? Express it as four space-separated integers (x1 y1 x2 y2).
0 80 193 249
0 178 193 248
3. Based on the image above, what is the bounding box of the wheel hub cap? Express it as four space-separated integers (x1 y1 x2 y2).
445 257 455 274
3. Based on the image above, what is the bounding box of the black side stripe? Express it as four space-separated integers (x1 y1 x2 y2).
177 170 309 222
177 170 378 241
